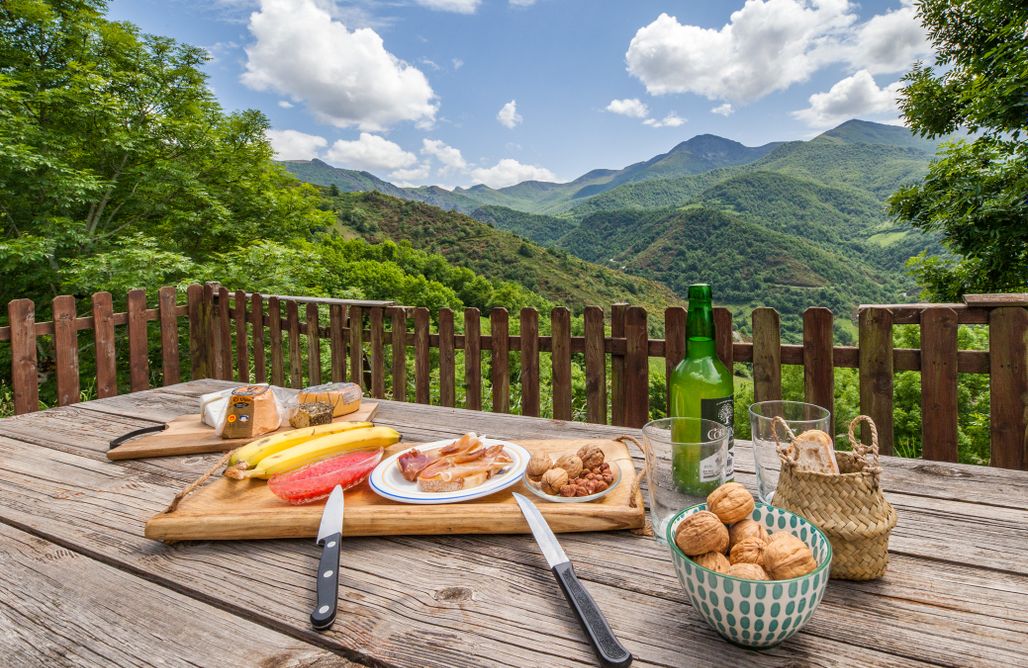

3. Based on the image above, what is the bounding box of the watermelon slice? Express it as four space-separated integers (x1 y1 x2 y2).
268 448 384 505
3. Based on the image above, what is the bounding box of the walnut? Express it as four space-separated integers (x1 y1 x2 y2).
729 519 769 549
763 533 817 580
554 454 584 479
691 551 731 574
729 537 767 567
707 482 755 525
584 478 609 494
727 563 769 580
577 445 605 469
541 468 568 495
674 511 729 556
526 454 552 480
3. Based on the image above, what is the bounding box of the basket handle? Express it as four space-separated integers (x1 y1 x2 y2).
772 415 799 465
846 415 882 477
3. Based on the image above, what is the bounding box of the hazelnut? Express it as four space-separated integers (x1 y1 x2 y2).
691 551 731 574
577 445 605 469
674 511 729 556
541 468 568 495
729 537 767 567
526 454 552 480
707 482 755 525
763 533 817 580
555 454 584 479
729 519 769 549
727 563 769 580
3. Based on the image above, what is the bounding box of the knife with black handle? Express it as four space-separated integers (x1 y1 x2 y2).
513 492 633 667
310 485 344 630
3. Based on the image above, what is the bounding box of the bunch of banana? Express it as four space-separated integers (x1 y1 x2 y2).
229 421 374 470
224 425 400 480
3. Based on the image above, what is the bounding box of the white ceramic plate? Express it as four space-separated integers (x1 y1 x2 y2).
369 437 530 504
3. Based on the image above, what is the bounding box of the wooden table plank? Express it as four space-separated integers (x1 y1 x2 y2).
0 523 349 667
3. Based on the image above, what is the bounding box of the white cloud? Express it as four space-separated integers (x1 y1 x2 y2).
277 99 293 109
390 163 432 185
643 112 687 128
606 98 649 118
415 0 479 13
497 100 523 128
241 0 437 131
421 139 467 171
323 133 417 171
266 129 327 160
624 2 931 105
452 58 464 70
792 69 901 127
470 159 556 188
711 103 734 116
510 0 537 5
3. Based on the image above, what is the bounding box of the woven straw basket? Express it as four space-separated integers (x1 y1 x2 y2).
772 415 897 581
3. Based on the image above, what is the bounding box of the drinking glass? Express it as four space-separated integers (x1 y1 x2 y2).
641 417 731 544
748 401 831 503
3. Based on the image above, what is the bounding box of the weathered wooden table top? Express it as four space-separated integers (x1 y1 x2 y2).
1 380 1025 667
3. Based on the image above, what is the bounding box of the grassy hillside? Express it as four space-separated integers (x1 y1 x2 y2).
329 191 684 313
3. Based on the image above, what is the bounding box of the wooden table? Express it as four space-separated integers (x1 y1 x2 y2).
1 380 1025 667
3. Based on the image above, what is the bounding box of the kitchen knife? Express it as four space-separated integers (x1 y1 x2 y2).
310 485 344 630
513 492 633 668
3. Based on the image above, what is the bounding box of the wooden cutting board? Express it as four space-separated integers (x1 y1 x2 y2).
145 437 645 542
107 403 379 461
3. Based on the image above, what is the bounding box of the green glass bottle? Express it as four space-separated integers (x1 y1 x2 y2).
669 284 734 495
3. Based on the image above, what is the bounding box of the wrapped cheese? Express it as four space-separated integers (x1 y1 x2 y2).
199 388 236 428
220 385 281 439
297 382 361 417
289 402 334 428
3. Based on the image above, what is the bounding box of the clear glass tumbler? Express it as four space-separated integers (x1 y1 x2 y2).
748 401 831 503
641 417 731 544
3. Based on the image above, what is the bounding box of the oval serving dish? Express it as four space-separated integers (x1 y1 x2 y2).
521 464 622 503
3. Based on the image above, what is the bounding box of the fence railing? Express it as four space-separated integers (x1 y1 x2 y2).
2 284 1025 469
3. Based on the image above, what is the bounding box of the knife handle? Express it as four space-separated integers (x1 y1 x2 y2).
310 532 341 630
551 562 633 668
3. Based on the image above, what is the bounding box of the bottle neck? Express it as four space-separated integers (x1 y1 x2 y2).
686 303 715 359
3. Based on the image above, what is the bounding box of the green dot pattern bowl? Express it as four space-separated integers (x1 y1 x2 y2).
666 502 832 649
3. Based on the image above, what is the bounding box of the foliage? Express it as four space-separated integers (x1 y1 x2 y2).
888 0 1028 299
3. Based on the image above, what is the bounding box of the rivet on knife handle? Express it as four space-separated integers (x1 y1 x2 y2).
551 562 633 667
310 531 341 630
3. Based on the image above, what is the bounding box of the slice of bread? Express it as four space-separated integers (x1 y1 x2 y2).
792 429 840 475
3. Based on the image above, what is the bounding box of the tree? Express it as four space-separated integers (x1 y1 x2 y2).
888 0 1028 300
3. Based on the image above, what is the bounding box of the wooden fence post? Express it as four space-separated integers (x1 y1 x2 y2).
126 289 149 392
752 307 782 403
92 291 117 399
203 283 219 380
989 306 1027 469
464 308 481 410
623 306 649 428
803 307 835 430
551 307 572 421
414 307 430 404
349 305 363 391
370 307 385 398
268 296 283 386
187 284 208 379
583 306 607 424
491 308 510 413
235 290 249 383
859 307 894 454
519 308 540 417
52 295 79 406
389 307 406 401
307 303 321 386
664 306 686 416
250 293 266 384
286 300 302 388
438 308 455 407
611 303 627 426
329 304 345 383
158 287 180 386
714 307 734 369
920 307 958 462
8 298 38 414
216 286 232 381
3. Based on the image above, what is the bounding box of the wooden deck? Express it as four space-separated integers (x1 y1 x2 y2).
0 380 1025 667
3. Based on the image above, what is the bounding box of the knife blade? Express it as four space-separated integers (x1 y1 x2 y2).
513 493 633 668
310 485 344 630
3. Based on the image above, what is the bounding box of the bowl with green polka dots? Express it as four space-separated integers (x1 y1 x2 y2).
666 502 832 649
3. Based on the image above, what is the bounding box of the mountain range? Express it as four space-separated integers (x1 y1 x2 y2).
289 120 947 341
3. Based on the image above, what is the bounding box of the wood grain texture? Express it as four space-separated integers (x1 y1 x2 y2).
390 306 406 401
752 307 781 403
217 286 232 381
92 291 117 399
491 308 510 414
126 289 149 392
439 308 456 407
920 307 958 463
286 300 302 388
610 304 627 427
583 306 607 424
329 303 345 383
235 290 249 383
186 284 208 379
713 307 733 369
624 306 648 428
518 308 539 417
664 306 686 417
268 296 284 387
859 307 895 454
52 295 80 407
465 307 482 411
7 299 38 414
250 292 266 384
158 287 180 386
989 306 1027 470
803 307 834 431
307 303 322 386
551 307 572 421
415 307 431 405
369 306 385 398
348 305 363 391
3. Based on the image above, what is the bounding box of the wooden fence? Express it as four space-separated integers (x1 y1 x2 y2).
2 284 1025 469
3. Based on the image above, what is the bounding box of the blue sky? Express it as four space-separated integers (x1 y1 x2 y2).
108 0 933 188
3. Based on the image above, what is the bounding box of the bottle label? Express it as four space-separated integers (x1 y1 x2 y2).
698 451 722 482
701 396 735 479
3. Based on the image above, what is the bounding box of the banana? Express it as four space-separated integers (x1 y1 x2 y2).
224 426 401 479
229 421 374 470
